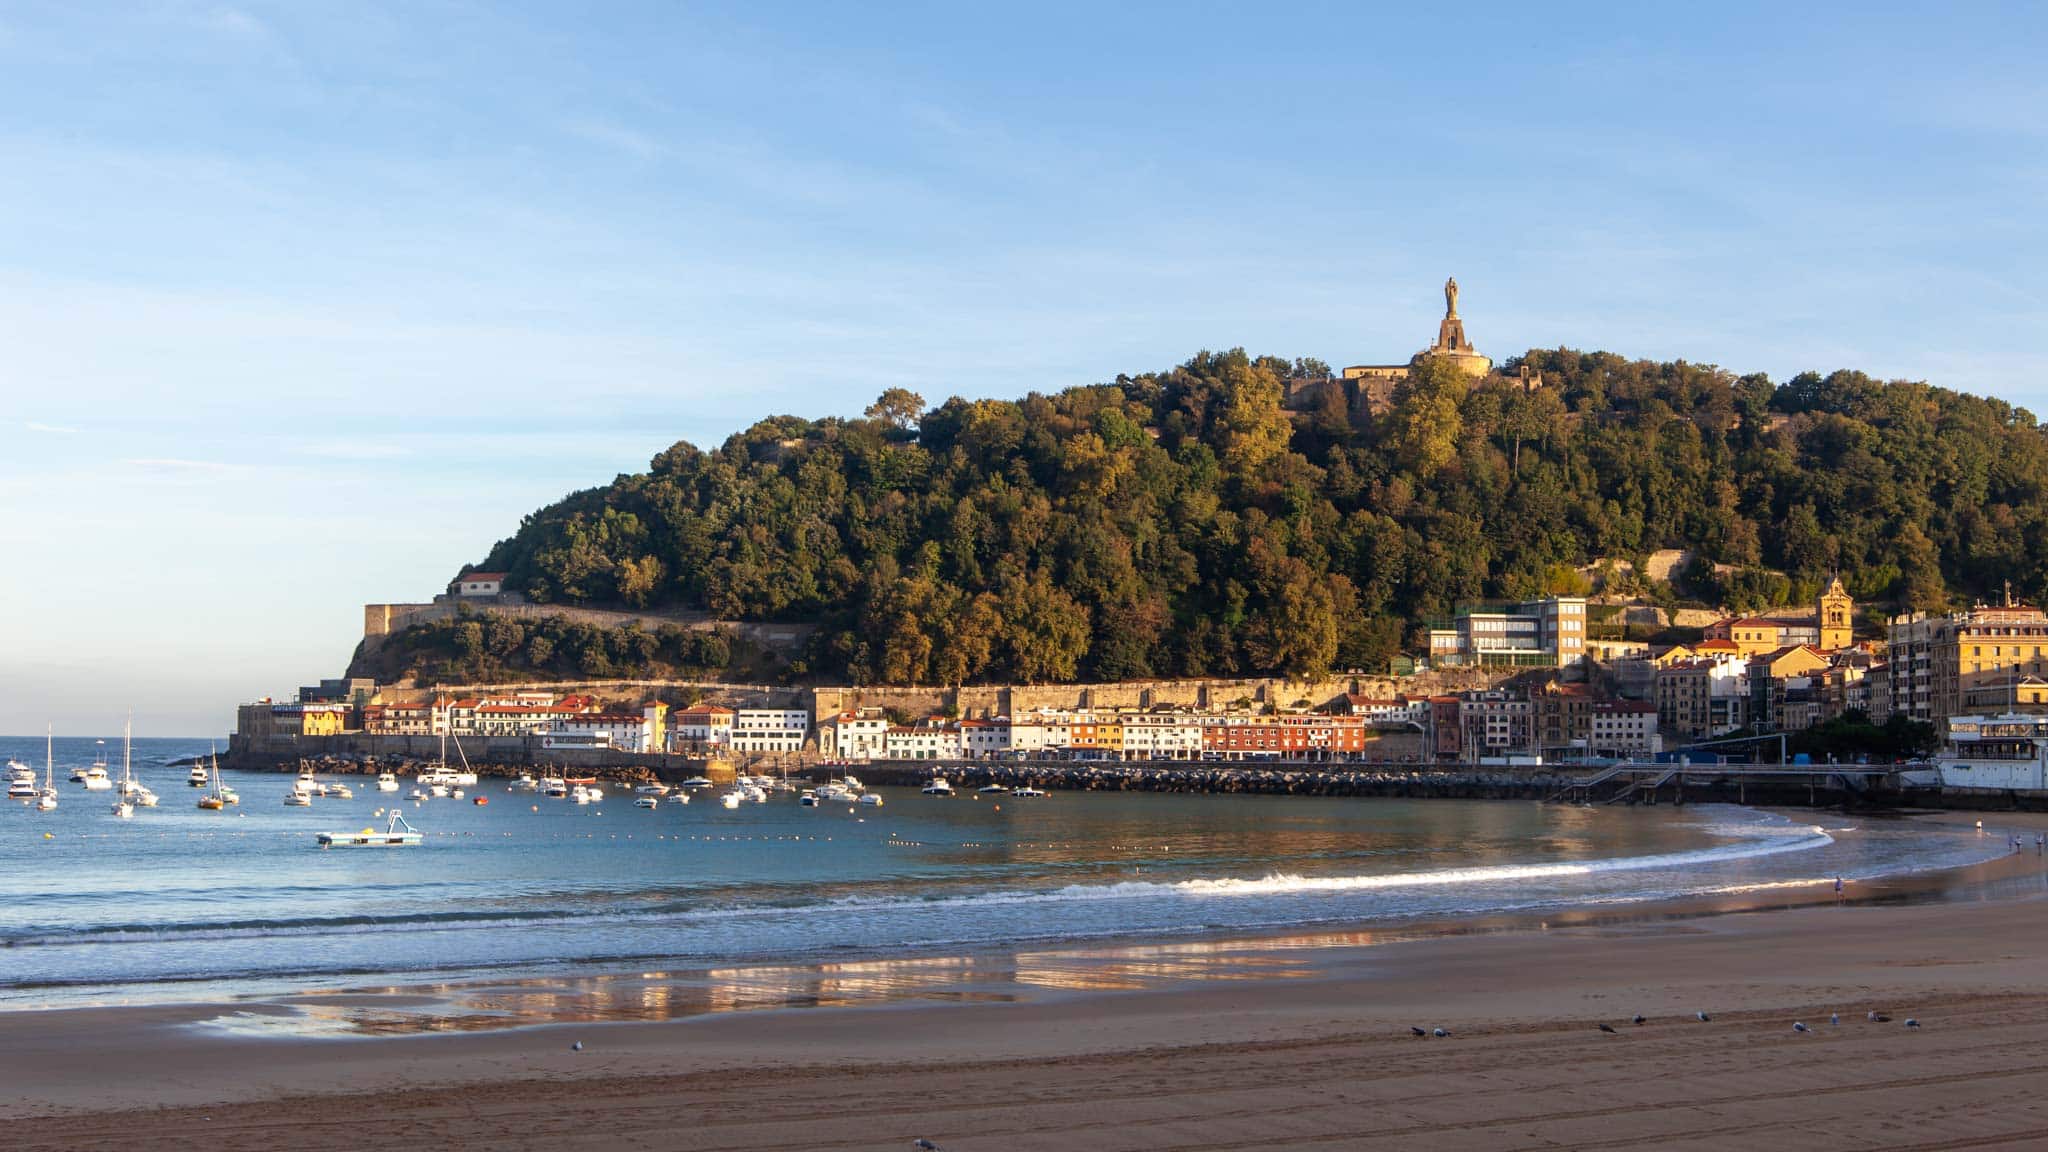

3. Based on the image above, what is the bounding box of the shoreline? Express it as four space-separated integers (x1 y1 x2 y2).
8 813 2048 1138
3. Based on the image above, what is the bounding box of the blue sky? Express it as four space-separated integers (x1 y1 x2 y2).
3 2 2044 735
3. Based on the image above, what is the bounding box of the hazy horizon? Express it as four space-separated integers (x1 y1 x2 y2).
4 3 2045 733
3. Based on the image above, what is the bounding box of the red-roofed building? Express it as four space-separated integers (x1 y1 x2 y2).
450 571 508 598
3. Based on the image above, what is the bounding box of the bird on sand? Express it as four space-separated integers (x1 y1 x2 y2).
1904 1019 1921 1028
1631 1014 1646 1025
1830 1013 1839 1026
1793 1022 1810 1033
1432 1028 1451 1038
1411 1027 1428 1037
913 1141 944 1151
1696 1011 1712 1022
1598 1023 1618 1034
571 1041 584 1051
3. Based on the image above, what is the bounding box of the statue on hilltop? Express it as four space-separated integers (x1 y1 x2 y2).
1444 277 1459 318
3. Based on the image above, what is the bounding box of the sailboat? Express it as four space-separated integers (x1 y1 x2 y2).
110 721 135 819
197 749 231 810
34 727 58 811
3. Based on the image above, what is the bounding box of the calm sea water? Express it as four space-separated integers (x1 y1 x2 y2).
0 735 2009 1011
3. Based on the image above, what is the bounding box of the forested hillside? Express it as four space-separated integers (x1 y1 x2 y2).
468 349 2048 685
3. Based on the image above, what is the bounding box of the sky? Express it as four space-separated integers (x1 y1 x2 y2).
2 2 2045 735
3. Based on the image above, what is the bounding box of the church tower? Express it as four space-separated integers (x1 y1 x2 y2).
1818 575 1853 650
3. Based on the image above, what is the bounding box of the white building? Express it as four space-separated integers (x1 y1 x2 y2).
450 571 506 597
960 719 1009 758
545 705 663 753
1120 715 1204 759
1429 596 1587 668
885 724 960 761
730 708 809 753
818 709 890 761
671 705 735 748
1589 701 1662 758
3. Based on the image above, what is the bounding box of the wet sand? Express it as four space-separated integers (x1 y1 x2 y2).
11 816 2048 1150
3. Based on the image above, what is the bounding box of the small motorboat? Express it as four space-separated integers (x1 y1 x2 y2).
375 772 399 792
921 778 954 796
799 789 819 807
976 784 1009 795
131 785 159 807
188 765 211 787
1013 787 1048 798
80 765 113 792
512 773 538 791
633 796 660 809
409 788 430 801
110 798 134 819
857 793 884 807
718 789 744 809
542 777 568 798
679 776 715 791
317 809 423 849
284 786 313 807
6 777 36 801
328 783 353 800
667 791 691 805
634 783 670 796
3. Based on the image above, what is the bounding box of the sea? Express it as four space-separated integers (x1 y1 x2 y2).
0 735 2016 1027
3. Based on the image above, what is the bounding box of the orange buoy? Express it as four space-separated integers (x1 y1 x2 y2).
474 796 489 806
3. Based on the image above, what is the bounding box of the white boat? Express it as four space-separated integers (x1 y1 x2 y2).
921 778 954 795
80 762 113 791
317 810 423 848
635 783 670 796
408 788 430 801
6 759 33 783
633 796 660 809
7 777 34 800
109 722 139 817
284 779 314 806
718 789 744 809
977 784 1009 794
429 783 449 798
1935 712 2048 790
857 792 884 807
799 789 819 807
571 785 594 805
73 741 107 782
188 764 210 787
512 773 538 791
36 734 57 811
328 783 353 800
745 785 768 803
376 772 399 792
130 784 159 807
542 777 568 798
1013 786 1048 798
197 751 231 810
679 776 715 790
667 791 691 805
841 774 865 792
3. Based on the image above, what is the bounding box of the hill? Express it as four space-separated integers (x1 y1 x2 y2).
433 348 2048 687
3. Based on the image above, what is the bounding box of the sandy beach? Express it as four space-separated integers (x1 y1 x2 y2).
10 817 2048 1151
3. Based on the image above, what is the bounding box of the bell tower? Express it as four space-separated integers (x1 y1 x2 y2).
1818 575 1853 650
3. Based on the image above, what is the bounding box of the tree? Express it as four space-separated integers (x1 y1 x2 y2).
865 388 926 432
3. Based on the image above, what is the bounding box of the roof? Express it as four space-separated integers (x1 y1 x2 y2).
456 571 508 583
1728 617 1781 629
1695 639 1742 652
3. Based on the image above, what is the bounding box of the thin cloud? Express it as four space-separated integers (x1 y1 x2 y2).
299 439 411 460
25 421 78 433
126 457 237 473
556 116 666 161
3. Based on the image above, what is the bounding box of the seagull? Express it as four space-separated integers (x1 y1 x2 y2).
1793 1022 1810 1033
1632 1014 1646 1025
913 1141 944 1152
1867 1010 1883 1022
1904 1018 1920 1029
1411 1026 1427 1037
571 1041 584 1051
1433 1028 1451 1038
1598 1023 1618 1034
1830 1013 1839 1026
1696 1011 1712 1022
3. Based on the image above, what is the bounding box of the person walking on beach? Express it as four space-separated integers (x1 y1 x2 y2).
2035 833 2043 856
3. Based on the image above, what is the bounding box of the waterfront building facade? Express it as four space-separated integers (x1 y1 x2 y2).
1427 595 1587 669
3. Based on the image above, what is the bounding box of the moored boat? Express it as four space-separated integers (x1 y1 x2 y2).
317 810 423 848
